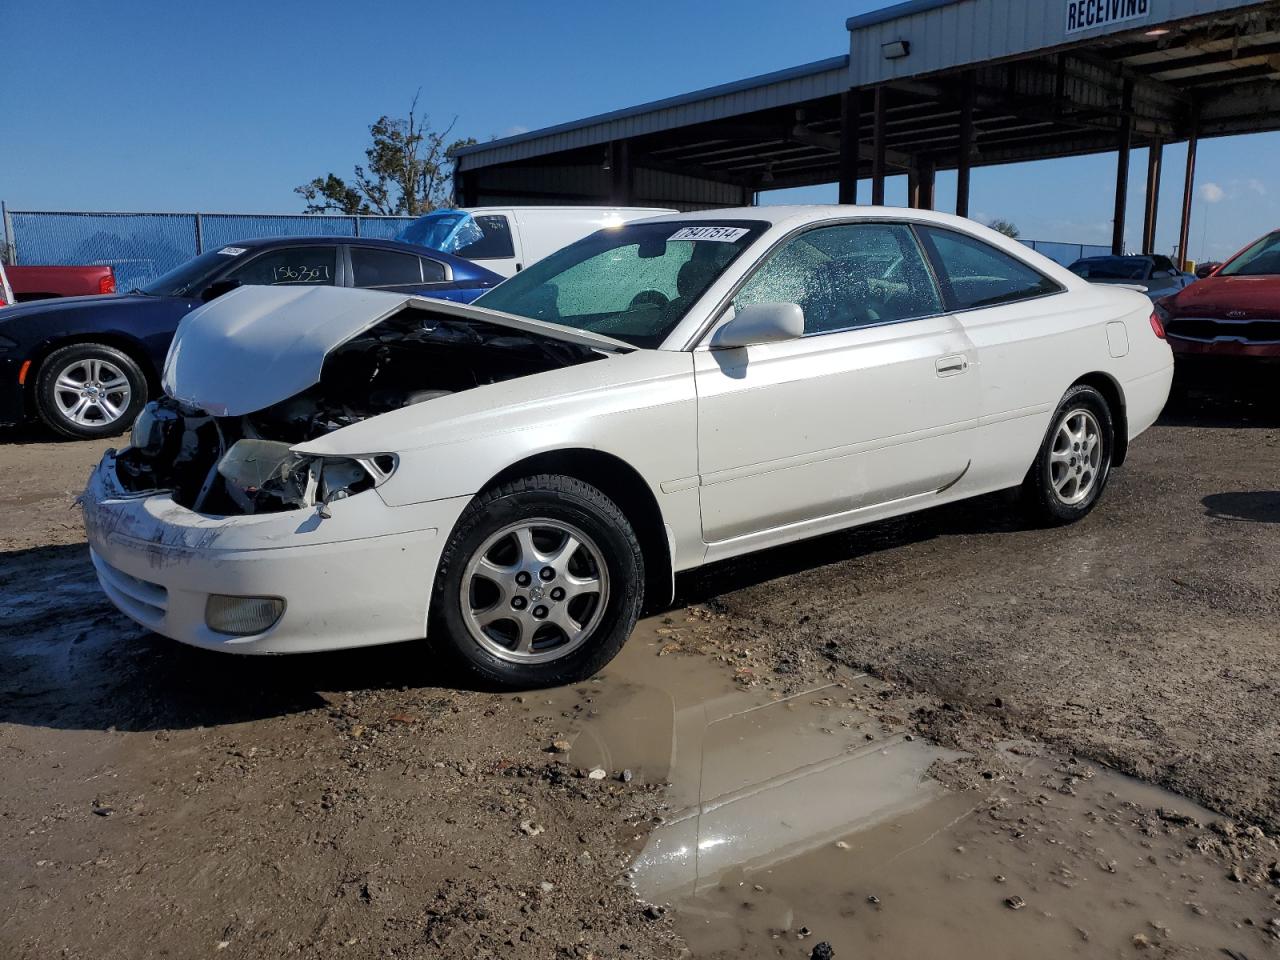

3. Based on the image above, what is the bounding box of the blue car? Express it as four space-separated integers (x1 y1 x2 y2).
0 236 503 438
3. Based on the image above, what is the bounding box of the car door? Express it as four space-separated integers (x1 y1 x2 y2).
694 221 979 545
913 224 1074 493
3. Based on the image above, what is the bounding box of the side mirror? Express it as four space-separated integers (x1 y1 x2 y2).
201 279 242 303
708 302 804 350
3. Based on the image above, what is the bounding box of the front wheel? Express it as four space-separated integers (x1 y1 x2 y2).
430 474 644 689
1021 384 1114 525
34 343 148 440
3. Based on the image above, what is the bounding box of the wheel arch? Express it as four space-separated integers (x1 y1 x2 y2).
484 448 675 613
1072 371 1128 466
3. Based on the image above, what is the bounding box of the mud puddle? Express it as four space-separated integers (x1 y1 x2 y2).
531 612 1280 959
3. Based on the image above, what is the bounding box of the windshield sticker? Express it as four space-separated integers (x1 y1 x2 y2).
217 246 248 256
668 226 750 243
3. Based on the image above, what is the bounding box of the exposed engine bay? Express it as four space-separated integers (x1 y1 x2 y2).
115 309 606 515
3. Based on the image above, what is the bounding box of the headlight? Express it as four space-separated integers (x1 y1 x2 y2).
216 439 398 514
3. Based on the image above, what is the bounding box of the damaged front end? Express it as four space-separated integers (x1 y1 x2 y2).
115 287 619 515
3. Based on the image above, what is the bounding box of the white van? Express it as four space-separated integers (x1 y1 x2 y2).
398 206 675 278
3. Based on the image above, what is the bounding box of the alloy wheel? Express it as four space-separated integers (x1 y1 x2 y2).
1049 408 1103 505
52 357 132 427
460 518 610 664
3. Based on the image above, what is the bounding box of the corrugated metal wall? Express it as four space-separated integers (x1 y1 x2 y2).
848 0 1265 86
456 58 849 172
471 165 743 211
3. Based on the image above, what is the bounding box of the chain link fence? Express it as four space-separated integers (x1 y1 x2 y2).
1020 239 1112 265
1 209 415 291
0 207 1111 291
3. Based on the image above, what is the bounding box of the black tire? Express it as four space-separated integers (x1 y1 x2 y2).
1021 384 1115 525
34 343 148 440
430 474 645 689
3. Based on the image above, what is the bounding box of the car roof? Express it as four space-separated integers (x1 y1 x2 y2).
217 235 501 278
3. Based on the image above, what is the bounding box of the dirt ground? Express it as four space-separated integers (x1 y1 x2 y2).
2 375 1279 958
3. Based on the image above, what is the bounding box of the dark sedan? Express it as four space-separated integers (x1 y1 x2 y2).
1067 254 1194 297
0 236 503 438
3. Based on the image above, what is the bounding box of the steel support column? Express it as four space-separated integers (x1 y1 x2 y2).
1112 78 1134 256
956 74 974 218
910 158 935 210
1142 141 1163 253
1178 107 1199 270
838 87 860 205
871 87 887 205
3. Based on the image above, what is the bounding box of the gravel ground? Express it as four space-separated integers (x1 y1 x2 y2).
680 383 1280 832
2 376 1278 958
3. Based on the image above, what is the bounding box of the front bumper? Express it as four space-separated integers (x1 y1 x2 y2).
82 451 470 654
1168 336 1280 360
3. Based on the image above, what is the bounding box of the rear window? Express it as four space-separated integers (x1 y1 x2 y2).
350 247 423 287
920 227 1061 309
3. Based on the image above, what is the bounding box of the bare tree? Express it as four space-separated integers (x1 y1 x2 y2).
296 92 475 216
987 218 1021 239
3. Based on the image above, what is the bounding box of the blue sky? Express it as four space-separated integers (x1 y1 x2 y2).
2 0 1276 262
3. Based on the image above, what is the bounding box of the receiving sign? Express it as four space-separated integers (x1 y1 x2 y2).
1066 0 1151 34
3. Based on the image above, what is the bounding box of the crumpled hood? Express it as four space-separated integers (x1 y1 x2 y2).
163 285 632 417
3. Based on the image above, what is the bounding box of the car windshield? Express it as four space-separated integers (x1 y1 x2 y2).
473 220 767 347
398 211 484 253
1069 258 1149 281
1219 231 1280 277
140 249 235 296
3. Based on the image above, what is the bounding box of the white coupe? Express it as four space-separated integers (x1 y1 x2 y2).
83 207 1173 687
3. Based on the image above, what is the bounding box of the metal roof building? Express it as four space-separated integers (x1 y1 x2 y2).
453 0 1280 260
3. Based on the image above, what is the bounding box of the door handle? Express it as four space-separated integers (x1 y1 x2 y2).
936 355 968 377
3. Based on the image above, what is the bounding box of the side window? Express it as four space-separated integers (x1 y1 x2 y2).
733 222 943 335
350 247 423 288
454 215 515 260
920 227 1060 309
420 258 447 283
226 246 336 286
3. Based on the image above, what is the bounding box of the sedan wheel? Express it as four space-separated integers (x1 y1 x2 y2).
1022 384 1114 524
460 518 610 665
34 343 148 440
431 474 644 689
52 357 133 429
1048 409 1103 505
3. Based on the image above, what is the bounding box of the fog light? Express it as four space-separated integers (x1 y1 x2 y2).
205 594 285 636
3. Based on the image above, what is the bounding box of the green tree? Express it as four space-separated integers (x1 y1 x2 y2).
987 218 1021 239
296 93 475 216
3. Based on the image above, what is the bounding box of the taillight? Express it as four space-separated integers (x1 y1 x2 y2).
1149 311 1166 340
99 273 116 295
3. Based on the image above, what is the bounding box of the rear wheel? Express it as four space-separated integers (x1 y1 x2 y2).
34 343 148 440
1021 384 1114 524
430 474 644 689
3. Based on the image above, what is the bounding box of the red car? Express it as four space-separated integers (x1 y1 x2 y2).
1157 229 1280 363
5 264 116 302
